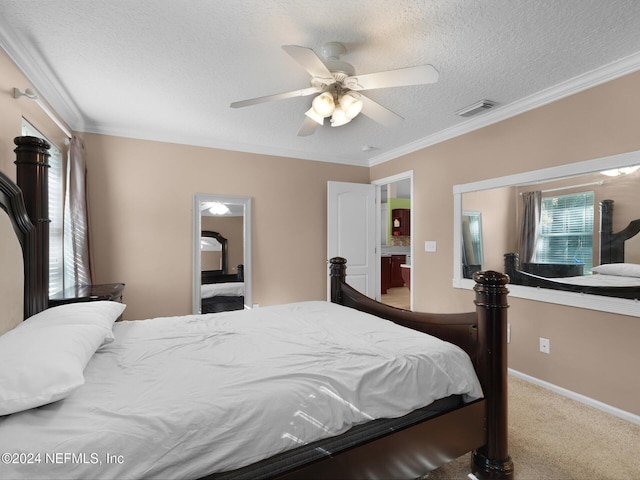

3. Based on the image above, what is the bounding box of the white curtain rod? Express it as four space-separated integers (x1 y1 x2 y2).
14 87 72 139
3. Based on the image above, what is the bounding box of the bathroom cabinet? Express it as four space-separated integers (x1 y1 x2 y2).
391 209 410 236
391 255 406 287
382 254 407 292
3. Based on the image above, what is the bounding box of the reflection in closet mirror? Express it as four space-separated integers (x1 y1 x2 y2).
192 194 251 314
453 149 640 317
461 211 484 279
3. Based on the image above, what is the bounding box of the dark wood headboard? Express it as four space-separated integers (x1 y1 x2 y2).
0 170 41 318
201 230 228 275
600 199 640 264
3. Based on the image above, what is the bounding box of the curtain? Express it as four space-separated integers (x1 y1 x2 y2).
64 136 94 286
518 190 542 264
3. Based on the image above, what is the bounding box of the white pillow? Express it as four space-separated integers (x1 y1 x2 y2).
0 322 108 415
24 301 126 344
592 263 640 278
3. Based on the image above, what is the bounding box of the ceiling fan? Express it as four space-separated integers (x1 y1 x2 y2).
230 42 439 136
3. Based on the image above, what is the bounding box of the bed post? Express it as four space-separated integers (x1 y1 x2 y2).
600 199 614 264
329 256 347 304
471 270 513 480
14 136 50 316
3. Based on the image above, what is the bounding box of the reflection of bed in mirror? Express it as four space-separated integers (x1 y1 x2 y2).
200 230 245 313
505 199 640 299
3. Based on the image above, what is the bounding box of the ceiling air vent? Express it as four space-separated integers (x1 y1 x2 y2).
455 100 497 117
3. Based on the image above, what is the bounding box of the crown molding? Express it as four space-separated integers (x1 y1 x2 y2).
80 122 370 167
0 22 84 131
368 51 640 167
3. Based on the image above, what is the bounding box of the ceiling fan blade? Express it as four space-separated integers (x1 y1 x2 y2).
344 64 439 91
230 86 320 108
297 116 319 136
358 94 404 128
282 45 334 82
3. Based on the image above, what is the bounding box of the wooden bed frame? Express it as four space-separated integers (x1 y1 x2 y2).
4 136 513 480
504 199 640 300
325 258 512 480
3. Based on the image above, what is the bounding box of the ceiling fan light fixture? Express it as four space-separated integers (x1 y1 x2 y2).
311 92 335 117
339 92 363 120
305 106 325 125
207 202 231 215
600 165 640 177
330 105 351 127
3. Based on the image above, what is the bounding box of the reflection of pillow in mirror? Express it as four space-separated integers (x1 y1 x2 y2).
592 263 640 278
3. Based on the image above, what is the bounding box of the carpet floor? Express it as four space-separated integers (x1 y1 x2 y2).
426 375 640 479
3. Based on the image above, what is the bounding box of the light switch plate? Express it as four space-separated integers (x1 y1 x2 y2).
424 241 437 252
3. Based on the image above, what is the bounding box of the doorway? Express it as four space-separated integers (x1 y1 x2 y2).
373 172 413 310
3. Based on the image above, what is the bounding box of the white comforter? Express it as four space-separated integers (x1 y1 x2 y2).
201 281 244 299
542 273 640 287
0 301 482 480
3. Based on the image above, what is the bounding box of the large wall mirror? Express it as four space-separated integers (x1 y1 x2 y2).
453 150 640 317
192 194 252 314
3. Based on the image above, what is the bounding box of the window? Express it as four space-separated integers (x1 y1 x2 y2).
21 119 65 296
534 191 595 272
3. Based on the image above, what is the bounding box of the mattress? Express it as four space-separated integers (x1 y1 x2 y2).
0 301 482 480
201 282 245 299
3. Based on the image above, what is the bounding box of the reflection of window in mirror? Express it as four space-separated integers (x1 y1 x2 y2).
462 211 483 278
532 191 594 273
514 175 610 279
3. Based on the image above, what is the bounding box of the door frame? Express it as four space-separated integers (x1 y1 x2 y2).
372 170 414 310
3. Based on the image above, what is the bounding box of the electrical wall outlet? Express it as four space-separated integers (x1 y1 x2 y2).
507 323 511 344
539 337 550 354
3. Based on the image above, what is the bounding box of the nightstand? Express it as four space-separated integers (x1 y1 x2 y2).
49 283 126 319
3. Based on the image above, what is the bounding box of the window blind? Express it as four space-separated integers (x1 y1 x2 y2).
534 191 594 271
21 119 65 296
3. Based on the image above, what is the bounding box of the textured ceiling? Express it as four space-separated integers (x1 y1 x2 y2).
2 1 640 167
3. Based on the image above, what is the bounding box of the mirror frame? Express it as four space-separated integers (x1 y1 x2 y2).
453 149 640 317
193 193 252 314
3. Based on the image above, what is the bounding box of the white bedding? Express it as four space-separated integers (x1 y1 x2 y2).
201 281 245 298
0 301 482 480
541 273 640 287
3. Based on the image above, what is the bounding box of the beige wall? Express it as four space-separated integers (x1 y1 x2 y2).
81 133 369 320
371 71 640 416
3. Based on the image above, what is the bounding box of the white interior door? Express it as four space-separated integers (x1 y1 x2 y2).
327 181 377 299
